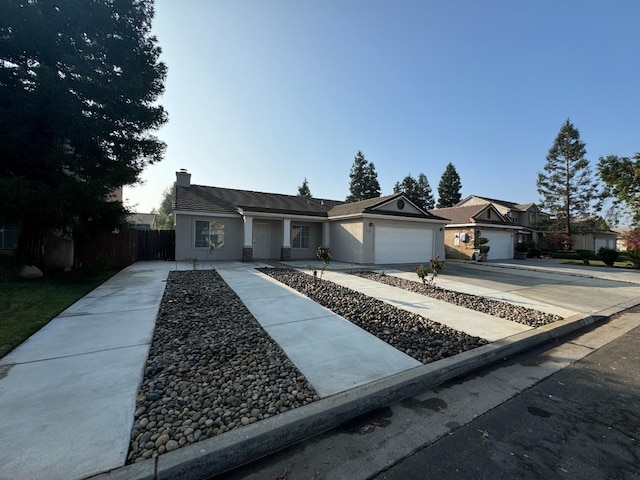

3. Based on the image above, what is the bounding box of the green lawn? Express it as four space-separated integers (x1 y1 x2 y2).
562 259 636 269
0 269 117 358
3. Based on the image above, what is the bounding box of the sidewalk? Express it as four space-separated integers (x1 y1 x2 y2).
0 260 638 480
0 262 174 480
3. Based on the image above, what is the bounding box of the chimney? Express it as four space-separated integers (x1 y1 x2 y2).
176 169 191 187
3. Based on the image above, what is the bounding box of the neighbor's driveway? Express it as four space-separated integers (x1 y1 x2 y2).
414 260 640 316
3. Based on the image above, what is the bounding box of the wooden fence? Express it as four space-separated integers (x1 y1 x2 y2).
75 229 175 269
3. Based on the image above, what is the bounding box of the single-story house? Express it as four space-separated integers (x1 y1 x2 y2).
543 217 618 252
173 170 449 264
430 204 521 260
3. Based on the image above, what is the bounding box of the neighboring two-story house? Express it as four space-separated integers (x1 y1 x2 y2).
456 196 544 245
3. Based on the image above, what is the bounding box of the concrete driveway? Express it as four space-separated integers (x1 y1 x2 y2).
427 260 640 315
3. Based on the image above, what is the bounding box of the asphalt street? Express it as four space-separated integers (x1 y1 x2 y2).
219 308 640 480
375 322 640 480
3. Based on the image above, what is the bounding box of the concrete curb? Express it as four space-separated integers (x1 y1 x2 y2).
88 302 638 480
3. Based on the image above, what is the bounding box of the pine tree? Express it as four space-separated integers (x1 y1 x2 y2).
297 178 312 198
393 173 434 210
0 0 167 265
537 119 598 237
346 151 381 202
416 173 435 210
437 163 462 208
394 175 419 203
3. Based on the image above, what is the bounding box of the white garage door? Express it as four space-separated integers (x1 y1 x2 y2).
375 225 434 264
594 237 614 252
483 231 514 260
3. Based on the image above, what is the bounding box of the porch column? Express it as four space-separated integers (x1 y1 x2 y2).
243 216 253 262
281 219 291 261
322 221 330 247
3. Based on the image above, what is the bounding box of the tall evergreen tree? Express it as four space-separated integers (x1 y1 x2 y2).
416 173 435 210
437 163 462 208
393 173 434 210
0 0 167 265
297 178 312 198
394 175 419 202
346 151 380 202
537 119 598 236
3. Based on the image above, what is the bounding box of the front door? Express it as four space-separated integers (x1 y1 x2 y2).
253 223 270 259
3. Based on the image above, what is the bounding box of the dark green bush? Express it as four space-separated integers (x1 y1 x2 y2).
597 246 619 267
575 250 594 264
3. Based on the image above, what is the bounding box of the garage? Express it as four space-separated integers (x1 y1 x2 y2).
374 224 434 264
482 231 514 260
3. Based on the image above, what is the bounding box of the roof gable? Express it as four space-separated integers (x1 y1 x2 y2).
430 204 511 225
457 195 538 212
329 194 448 221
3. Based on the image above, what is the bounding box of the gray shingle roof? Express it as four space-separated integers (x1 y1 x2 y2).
430 204 511 225
174 186 448 221
174 185 342 217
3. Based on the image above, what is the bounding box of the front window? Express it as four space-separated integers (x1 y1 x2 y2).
291 225 310 249
194 220 224 249
0 221 18 249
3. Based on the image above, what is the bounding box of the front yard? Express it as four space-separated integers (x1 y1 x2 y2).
0 269 117 358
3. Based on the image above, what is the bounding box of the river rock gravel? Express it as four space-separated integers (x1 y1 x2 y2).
257 268 489 365
355 271 562 327
127 269 319 464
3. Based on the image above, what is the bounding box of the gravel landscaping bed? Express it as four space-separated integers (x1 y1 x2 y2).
355 271 562 327
257 267 489 365
127 270 319 464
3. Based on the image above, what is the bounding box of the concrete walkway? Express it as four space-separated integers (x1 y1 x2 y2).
1 259 639 480
0 262 174 480
215 264 421 398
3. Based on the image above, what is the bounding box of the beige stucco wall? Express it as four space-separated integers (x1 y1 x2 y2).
572 233 618 252
175 214 244 261
330 220 365 264
375 199 423 215
290 221 323 260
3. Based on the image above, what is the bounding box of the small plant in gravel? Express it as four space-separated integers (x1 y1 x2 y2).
316 246 331 280
415 256 444 287
415 264 429 284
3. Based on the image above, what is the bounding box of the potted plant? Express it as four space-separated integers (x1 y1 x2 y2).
473 236 490 262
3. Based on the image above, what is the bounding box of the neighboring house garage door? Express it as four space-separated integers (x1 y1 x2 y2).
483 231 514 260
375 225 434 264
594 237 615 252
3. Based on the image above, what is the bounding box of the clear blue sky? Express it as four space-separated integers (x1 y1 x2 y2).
125 0 640 213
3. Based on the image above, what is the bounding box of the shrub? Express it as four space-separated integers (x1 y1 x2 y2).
597 246 619 267
545 233 573 251
627 248 640 269
623 228 640 250
474 237 490 254
575 250 593 264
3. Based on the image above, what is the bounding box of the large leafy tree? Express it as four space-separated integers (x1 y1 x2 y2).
346 150 380 202
297 178 312 198
0 0 167 265
597 153 640 225
393 173 434 210
537 120 598 237
154 187 174 230
436 163 462 208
